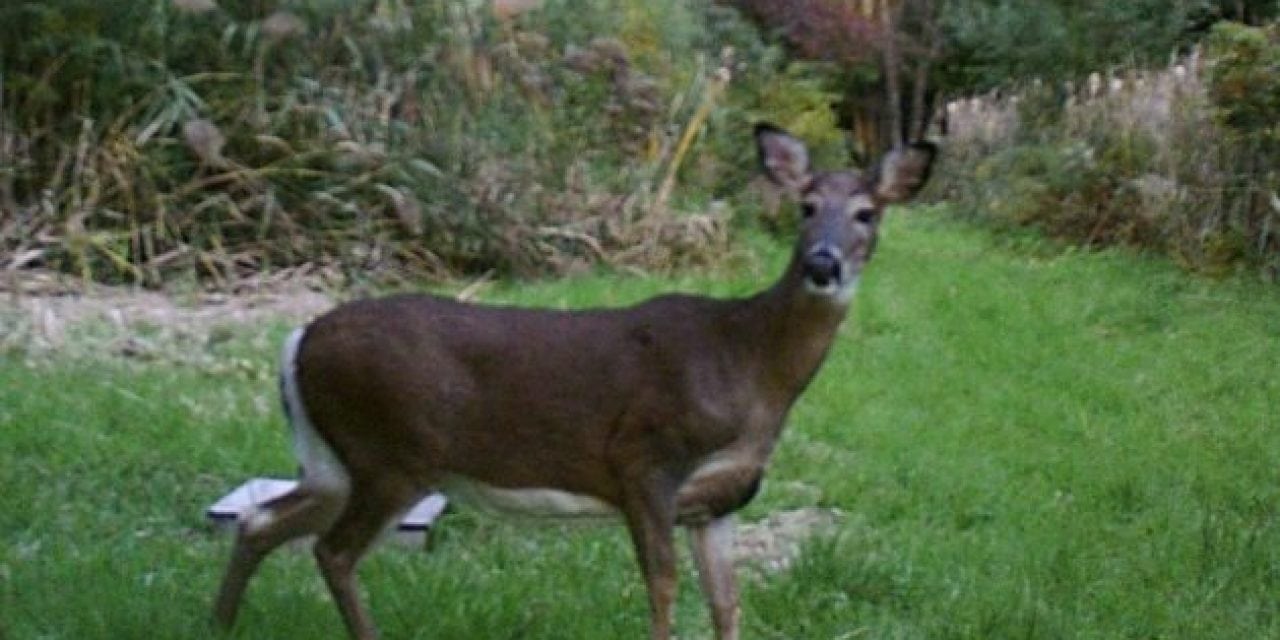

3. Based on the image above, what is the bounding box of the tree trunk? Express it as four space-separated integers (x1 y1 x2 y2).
907 0 941 141
909 57 930 140
880 0 903 147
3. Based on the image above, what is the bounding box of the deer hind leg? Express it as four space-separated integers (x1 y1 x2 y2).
213 486 346 629
313 478 421 640
688 516 740 640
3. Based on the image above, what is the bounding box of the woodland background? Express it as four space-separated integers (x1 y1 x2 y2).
2 0 1278 289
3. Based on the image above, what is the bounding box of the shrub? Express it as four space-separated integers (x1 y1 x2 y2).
0 0 847 287
935 25 1280 279
1206 21 1280 144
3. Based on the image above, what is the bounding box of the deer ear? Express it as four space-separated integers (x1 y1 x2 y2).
755 123 811 193
873 141 937 204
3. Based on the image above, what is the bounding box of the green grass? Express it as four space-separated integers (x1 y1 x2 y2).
3 210 1279 638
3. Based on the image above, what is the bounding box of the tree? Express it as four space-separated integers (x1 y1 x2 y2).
723 0 943 156
722 0 1272 154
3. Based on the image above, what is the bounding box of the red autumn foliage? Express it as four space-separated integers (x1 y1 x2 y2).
725 0 884 63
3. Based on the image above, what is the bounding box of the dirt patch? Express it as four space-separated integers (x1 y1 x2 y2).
733 507 843 573
1 270 334 362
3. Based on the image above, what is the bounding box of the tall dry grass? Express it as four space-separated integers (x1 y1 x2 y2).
936 28 1280 279
0 0 842 290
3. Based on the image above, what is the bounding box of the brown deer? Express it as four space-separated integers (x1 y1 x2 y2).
212 124 935 639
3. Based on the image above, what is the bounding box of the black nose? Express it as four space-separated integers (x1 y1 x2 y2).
802 247 842 287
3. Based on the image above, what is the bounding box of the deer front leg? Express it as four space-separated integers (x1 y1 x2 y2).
675 461 759 639
688 515 740 640
621 481 680 640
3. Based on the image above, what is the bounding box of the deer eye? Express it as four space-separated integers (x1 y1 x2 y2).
853 208 876 224
800 202 817 218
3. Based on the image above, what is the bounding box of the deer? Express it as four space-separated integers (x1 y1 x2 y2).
211 123 936 640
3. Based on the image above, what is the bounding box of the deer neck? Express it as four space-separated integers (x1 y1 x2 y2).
737 249 850 404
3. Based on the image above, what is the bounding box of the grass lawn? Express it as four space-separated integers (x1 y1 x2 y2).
2 210 1278 639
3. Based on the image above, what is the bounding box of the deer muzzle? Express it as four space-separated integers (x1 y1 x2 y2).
802 245 844 289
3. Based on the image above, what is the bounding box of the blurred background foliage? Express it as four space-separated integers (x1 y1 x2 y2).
1 0 1278 288
0 0 843 287
934 14 1280 279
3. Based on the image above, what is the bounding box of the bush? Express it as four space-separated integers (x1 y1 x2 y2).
934 24 1280 279
0 0 847 287
1206 21 1280 147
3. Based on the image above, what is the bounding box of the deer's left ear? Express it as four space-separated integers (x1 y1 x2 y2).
873 141 937 204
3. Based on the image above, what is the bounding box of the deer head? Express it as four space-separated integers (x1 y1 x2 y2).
756 123 936 304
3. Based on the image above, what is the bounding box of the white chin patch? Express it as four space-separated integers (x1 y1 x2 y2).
804 274 860 305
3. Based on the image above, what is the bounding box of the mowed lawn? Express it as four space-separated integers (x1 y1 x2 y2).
2 210 1278 639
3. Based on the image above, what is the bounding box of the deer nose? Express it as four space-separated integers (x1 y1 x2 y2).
802 246 842 288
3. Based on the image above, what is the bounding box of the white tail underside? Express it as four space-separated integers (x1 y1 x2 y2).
281 326 351 497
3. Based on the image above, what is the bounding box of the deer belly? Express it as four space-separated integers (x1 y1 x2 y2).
441 477 619 521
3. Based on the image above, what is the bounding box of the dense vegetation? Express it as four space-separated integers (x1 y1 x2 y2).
935 20 1280 278
4 0 1277 287
937 0 1278 90
0 0 849 286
